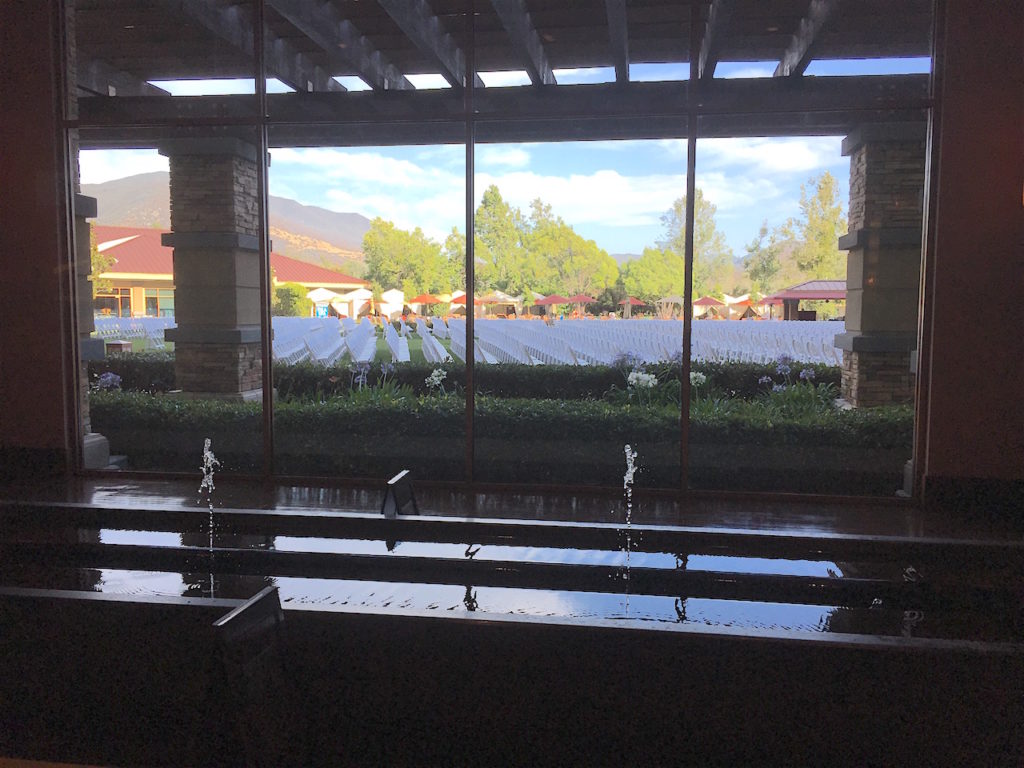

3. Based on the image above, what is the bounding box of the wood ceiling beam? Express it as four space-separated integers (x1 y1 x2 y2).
78 74 929 139
77 57 170 97
488 0 556 86
604 0 629 83
774 0 841 77
698 0 735 81
377 0 484 89
179 0 344 92
266 0 412 91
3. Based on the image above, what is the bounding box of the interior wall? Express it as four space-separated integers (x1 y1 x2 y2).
0 1 70 461
922 0 1024 484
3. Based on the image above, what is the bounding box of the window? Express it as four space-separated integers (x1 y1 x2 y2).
95 288 131 318
144 289 174 318
66 0 934 503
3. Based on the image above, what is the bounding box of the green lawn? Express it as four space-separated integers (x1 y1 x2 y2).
373 330 451 365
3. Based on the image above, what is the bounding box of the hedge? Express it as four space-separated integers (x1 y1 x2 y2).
89 354 841 402
89 391 912 494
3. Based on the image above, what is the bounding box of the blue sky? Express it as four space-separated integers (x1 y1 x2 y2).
80 58 929 259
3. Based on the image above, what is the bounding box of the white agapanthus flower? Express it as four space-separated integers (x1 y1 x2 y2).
627 370 657 389
425 368 447 390
689 371 707 387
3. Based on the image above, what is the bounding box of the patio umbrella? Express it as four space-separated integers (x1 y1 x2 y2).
408 293 441 305
450 294 482 305
618 296 645 318
534 294 572 306
567 294 596 304
693 296 725 307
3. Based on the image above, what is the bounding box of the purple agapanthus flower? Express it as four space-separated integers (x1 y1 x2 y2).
758 375 772 386
97 372 122 390
799 368 816 381
772 384 787 393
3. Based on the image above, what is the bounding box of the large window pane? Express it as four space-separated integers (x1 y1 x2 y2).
267 135 467 482
688 128 922 495
470 139 685 489
77 129 265 476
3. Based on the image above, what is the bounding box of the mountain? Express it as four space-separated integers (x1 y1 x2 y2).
610 252 640 266
82 172 371 275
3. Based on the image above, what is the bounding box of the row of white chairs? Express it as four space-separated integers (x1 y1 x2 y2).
343 319 377 363
382 320 411 363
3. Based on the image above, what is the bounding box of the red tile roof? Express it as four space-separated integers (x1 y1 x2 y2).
93 225 367 287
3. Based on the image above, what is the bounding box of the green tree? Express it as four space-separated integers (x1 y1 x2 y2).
474 185 530 293
785 171 847 279
743 220 784 294
623 188 734 300
89 225 114 297
272 282 312 316
523 198 617 297
362 217 451 297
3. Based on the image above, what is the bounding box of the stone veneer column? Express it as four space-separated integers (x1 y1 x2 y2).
835 123 927 407
159 138 263 400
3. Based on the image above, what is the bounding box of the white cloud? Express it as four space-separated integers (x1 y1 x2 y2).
698 136 845 174
477 146 531 168
476 168 685 229
79 149 168 185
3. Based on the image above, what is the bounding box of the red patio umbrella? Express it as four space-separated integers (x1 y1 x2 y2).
618 296 645 318
534 294 572 305
693 296 725 307
450 294 482 305
567 294 596 304
409 293 441 304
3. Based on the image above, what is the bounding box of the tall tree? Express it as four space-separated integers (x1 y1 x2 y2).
524 198 617 297
743 220 784 293
362 217 451 297
623 188 734 300
474 185 529 293
785 171 847 279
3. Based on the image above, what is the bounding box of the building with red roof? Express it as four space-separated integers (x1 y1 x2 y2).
92 225 367 317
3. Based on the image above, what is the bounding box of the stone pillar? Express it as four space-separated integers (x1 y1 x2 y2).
834 123 927 407
159 138 263 401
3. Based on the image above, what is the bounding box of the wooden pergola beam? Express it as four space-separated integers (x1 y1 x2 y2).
180 0 344 92
78 74 930 146
774 0 841 77
604 0 629 83
267 0 412 91
699 0 735 81
489 0 556 86
77 57 170 97
377 0 484 89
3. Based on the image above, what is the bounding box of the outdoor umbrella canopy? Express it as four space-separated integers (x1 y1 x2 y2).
534 294 572 305
693 296 725 307
450 294 482 305
408 293 441 304
567 294 596 303
618 297 645 305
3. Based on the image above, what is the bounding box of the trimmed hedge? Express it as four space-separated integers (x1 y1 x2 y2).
89 391 912 493
89 353 841 402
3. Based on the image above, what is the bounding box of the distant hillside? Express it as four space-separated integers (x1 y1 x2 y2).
610 252 640 266
82 172 371 275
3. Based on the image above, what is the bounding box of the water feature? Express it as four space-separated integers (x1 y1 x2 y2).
197 438 219 598
619 444 639 614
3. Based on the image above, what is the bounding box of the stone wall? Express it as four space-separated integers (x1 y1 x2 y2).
840 350 914 407
168 154 258 235
175 342 262 395
837 124 926 408
847 140 926 232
